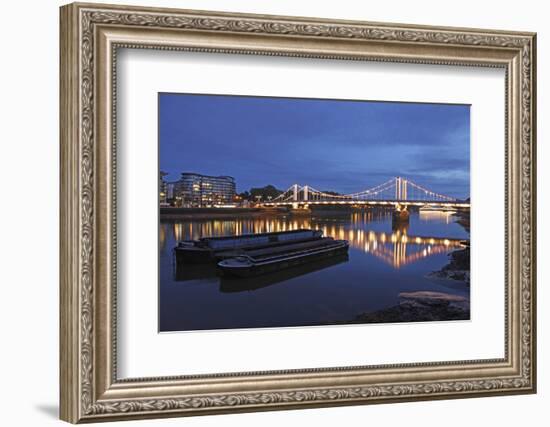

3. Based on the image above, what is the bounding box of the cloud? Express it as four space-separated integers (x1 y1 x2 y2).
160 94 471 198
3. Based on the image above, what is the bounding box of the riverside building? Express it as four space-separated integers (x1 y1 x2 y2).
175 172 236 207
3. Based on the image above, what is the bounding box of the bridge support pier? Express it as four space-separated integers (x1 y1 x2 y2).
392 205 409 226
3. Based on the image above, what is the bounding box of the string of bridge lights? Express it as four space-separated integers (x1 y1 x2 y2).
308 178 396 199
306 185 394 200
270 177 456 202
406 180 456 201
272 179 397 201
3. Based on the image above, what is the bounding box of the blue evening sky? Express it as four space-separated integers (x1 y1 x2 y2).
159 93 470 199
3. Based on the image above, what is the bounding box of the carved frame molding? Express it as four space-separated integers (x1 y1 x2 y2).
60 2 536 423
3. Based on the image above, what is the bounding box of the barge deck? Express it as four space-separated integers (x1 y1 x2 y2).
217 238 349 278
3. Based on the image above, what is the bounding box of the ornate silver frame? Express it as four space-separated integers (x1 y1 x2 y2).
60 2 537 423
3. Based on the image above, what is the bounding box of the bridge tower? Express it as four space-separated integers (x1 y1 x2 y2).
395 177 401 200
395 177 408 201
393 177 410 225
292 184 298 202
303 185 309 201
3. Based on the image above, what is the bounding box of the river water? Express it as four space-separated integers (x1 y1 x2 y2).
159 208 470 332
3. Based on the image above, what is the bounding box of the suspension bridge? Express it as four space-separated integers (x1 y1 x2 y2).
261 177 470 210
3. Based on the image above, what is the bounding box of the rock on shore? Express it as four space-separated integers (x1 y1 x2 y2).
352 291 470 323
427 247 470 285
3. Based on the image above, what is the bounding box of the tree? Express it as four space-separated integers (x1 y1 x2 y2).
249 185 283 201
238 190 251 200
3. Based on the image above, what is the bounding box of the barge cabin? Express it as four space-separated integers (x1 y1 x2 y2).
174 229 323 263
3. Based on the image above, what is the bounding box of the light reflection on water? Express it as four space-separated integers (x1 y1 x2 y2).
159 208 470 331
161 210 464 269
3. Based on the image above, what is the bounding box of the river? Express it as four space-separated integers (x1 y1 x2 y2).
159 208 470 332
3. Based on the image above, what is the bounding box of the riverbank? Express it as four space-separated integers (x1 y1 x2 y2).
426 246 470 285
424 209 470 284
454 208 470 233
350 291 470 323
159 207 371 220
160 207 287 220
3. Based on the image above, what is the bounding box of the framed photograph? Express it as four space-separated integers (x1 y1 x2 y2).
60 2 537 423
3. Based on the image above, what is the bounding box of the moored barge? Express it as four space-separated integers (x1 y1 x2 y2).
217 238 349 278
174 229 323 263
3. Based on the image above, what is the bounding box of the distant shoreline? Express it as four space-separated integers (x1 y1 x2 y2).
159 206 358 219
158 206 470 220
159 207 287 220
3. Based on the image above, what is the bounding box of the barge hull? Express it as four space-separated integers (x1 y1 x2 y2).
218 242 349 278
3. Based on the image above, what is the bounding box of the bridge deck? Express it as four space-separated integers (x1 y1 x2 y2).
263 200 470 208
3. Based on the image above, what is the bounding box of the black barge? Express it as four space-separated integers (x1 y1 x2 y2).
217 237 349 278
174 229 323 264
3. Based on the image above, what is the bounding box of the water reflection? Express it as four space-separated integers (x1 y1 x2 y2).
174 263 217 281
159 208 470 331
162 209 467 273
361 229 464 268
418 209 456 224
219 254 349 293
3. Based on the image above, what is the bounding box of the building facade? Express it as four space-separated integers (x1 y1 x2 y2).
159 171 168 205
173 173 236 207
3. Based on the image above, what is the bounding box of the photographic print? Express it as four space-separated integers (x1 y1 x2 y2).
159 93 471 332
60 5 536 420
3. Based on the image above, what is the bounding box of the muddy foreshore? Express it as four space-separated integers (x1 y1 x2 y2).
350 291 470 323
